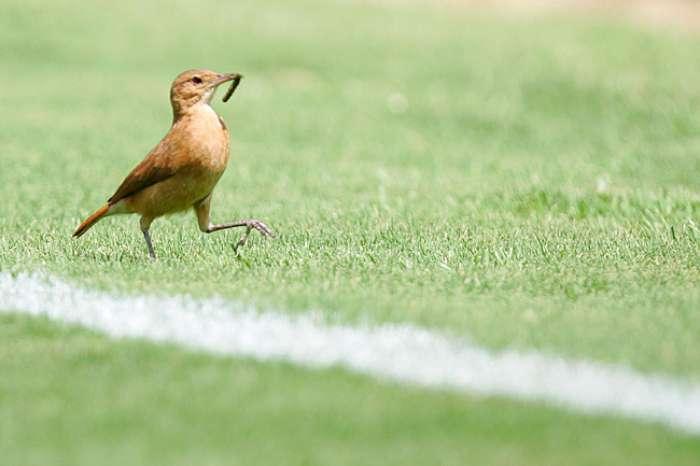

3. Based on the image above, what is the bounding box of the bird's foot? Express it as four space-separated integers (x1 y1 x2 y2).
246 219 274 238
233 220 274 254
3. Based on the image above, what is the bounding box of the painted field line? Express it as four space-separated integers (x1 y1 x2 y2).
1 272 699 435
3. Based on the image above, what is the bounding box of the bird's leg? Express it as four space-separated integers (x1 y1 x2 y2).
142 230 156 259
140 216 156 259
194 195 273 253
206 219 273 236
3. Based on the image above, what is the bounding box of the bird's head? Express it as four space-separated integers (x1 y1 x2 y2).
169 69 241 119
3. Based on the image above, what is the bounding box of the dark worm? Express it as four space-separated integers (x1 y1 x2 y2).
223 74 242 102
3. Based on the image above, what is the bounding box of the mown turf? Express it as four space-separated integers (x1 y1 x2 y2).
0 0 699 458
2 313 699 466
1 0 698 376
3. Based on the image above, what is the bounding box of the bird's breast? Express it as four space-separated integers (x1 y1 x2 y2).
180 104 230 173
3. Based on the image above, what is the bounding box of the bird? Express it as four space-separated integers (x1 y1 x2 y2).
72 69 273 259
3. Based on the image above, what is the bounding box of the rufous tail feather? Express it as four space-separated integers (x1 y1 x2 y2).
73 204 109 238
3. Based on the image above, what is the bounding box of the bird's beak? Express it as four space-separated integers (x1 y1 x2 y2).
213 73 242 87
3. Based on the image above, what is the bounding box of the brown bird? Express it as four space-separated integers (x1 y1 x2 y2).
73 69 273 258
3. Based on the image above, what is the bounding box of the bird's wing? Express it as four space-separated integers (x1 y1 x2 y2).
107 137 178 205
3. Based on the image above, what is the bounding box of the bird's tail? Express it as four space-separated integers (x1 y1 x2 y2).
73 204 110 238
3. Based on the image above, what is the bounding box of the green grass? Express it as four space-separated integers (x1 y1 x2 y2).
1 0 700 462
2 313 699 466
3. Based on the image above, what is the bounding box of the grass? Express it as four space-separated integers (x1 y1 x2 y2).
2 313 699 466
0 0 699 462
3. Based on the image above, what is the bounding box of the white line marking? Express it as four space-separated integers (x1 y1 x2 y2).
1 271 699 434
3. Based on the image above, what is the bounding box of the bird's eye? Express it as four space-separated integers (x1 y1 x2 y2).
192 76 202 84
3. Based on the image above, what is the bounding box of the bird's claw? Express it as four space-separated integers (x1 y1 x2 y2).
247 220 274 238
233 220 274 255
